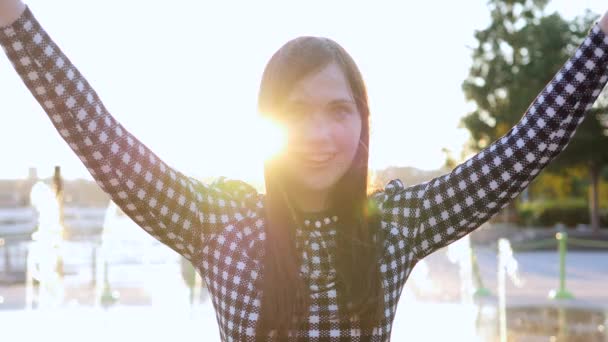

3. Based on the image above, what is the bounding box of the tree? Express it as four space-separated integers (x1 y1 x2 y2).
548 109 608 230
461 0 608 230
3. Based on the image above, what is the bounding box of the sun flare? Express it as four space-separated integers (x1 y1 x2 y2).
255 116 288 161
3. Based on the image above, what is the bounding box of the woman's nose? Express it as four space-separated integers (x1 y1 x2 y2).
301 112 331 142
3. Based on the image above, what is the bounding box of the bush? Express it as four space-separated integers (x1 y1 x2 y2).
516 199 608 228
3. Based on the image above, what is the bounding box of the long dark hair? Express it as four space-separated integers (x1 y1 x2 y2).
257 36 384 337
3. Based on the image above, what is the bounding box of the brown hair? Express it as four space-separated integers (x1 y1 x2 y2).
257 36 385 337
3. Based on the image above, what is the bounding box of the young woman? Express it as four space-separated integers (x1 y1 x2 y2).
2 1 608 341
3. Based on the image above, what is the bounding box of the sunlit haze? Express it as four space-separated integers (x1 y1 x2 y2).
1 0 605 182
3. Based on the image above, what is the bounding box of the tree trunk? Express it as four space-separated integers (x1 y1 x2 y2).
589 164 601 232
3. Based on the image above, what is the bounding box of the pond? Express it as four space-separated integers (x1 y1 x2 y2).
503 306 607 341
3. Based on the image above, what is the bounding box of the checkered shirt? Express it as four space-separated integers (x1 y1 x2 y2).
2 6 608 341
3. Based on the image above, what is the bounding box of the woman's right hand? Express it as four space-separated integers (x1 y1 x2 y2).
600 10 608 35
0 0 25 27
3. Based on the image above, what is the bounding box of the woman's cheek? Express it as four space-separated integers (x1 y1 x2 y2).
334 119 362 162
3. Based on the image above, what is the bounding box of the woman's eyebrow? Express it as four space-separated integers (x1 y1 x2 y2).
284 98 355 106
328 99 356 105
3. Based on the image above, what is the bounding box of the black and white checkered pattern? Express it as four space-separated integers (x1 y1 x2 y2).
3 6 608 341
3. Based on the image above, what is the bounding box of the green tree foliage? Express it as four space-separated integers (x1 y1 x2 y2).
461 0 608 230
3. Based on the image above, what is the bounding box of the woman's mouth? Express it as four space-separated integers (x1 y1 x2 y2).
298 153 336 168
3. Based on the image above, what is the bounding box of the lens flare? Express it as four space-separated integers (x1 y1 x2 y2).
256 116 287 160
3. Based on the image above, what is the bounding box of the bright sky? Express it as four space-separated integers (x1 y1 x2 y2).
0 0 605 182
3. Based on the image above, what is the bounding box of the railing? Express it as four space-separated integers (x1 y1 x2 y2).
507 229 608 300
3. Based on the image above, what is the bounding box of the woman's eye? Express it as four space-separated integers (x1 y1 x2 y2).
330 105 351 119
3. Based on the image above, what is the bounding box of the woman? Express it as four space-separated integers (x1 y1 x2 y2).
2 1 608 340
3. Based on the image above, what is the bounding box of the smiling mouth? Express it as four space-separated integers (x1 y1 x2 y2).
298 153 336 167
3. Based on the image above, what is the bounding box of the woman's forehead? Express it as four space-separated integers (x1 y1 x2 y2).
286 63 354 105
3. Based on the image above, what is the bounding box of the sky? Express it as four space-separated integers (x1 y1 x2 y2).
0 0 606 183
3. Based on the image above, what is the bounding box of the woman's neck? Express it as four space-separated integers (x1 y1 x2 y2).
289 187 332 214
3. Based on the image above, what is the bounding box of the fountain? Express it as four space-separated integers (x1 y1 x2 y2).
447 235 477 304
180 254 207 316
94 201 121 308
97 201 203 310
497 238 523 342
26 181 65 310
446 235 495 339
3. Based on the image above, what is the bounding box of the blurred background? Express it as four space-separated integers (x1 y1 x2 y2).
1 0 608 341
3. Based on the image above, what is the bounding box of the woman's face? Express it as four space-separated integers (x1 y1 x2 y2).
277 62 362 194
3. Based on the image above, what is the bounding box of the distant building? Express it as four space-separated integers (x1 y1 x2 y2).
0 168 38 207
0 167 109 209
372 166 449 189
61 179 110 207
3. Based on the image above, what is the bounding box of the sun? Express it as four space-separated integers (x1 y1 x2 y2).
216 114 288 188
254 116 288 161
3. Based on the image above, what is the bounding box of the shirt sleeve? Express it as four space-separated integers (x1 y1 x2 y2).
0 6 259 265
377 22 608 262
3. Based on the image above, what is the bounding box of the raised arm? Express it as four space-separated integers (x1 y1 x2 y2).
0 4 257 265
378 15 608 262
